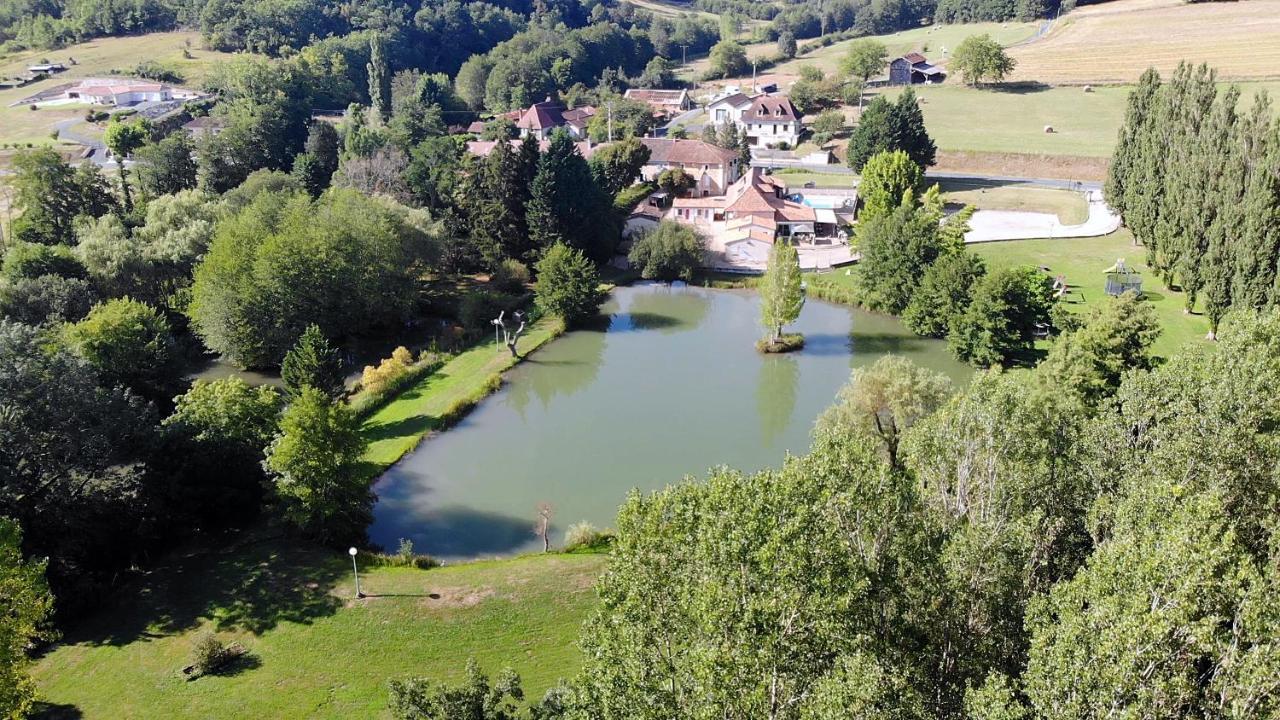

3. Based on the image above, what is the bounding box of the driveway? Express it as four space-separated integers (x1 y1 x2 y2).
963 189 1120 243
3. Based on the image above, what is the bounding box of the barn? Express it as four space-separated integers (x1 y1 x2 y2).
888 53 946 85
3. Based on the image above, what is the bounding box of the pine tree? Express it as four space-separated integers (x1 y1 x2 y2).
527 130 616 262
281 324 345 399
892 88 936 168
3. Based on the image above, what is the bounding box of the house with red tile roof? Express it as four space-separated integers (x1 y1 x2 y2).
515 98 596 140
11 77 202 107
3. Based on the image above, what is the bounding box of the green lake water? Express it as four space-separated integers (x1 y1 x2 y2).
370 283 967 558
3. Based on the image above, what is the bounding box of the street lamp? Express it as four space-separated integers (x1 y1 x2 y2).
348 547 364 599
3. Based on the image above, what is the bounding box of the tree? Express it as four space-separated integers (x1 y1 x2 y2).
777 30 797 59
951 34 1017 86
166 377 282 454
134 131 197 198
948 266 1054 367
816 355 952 471
846 90 936 172
0 518 55 720
1038 291 1160 403
851 197 950 315
656 168 695 196
810 110 844 145
3 242 86 282
627 221 706 282
588 137 651 197
708 40 748 79
188 189 432 368
281 324 346 399
291 152 329 198
635 56 675 89
62 297 179 401
587 98 658 143
305 122 341 181
759 241 804 343
103 116 151 211
10 148 112 246
857 150 926 221
903 250 986 338
367 34 392 123
266 386 370 544
388 659 524 720
527 130 617 262
534 243 603 327
840 39 888 86
0 274 96 325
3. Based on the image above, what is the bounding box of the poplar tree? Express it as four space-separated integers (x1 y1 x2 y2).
1106 68 1162 220
759 241 804 344
367 34 392 124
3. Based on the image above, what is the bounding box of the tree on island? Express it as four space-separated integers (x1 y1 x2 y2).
951 34 1017 86
758 241 804 349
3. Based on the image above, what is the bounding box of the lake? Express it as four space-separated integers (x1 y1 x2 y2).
369 283 967 558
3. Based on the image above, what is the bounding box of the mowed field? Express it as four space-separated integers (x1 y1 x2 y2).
1008 0 1280 84
32 539 605 719
0 32 245 149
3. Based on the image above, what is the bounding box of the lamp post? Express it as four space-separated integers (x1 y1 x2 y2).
348 547 363 599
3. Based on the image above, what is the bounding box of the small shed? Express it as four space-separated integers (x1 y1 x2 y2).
1103 259 1142 296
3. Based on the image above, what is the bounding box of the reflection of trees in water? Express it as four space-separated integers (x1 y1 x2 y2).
506 325 608 417
620 285 712 335
757 354 800 447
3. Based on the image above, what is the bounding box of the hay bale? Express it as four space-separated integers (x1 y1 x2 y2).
1083 85 1094 93
1044 125 1055 134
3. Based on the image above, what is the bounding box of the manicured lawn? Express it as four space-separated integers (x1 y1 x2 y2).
772 169 855 188
937 178 1090 225
31 538 604 719
971 230 1209 358
359 317 564 475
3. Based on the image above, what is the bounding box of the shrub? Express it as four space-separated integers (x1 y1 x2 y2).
490 259 531 294
534 243 604 326
564 521 613 552
755 332 805 354
347 350 447 418
360 346 414 396
459 289 513 334
628 221 706 282
188 632 236 678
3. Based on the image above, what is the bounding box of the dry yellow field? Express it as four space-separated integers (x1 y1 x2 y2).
1009 0 1280 84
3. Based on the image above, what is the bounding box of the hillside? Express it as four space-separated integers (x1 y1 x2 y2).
1008 0 1280 84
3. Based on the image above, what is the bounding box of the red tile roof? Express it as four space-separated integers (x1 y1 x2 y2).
745 95 799 124
640 138 737 166
902 52 928 65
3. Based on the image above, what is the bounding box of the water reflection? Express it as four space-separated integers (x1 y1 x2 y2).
371 284 969 559
757 355 799 446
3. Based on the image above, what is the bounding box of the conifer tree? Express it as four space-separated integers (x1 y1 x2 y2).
527 130 617 262
367 34 392 124
281 324 345 399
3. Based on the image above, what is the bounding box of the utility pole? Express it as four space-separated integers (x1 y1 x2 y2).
681 44 688 66
607 101 614 142
752 61 758 94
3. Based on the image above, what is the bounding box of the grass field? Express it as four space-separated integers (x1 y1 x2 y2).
1008 0 1280 84
774 20 1040 78
359 317 564 476
971 230 1209 357
937 178 1089 225
0 32 246 149
31 538 605 719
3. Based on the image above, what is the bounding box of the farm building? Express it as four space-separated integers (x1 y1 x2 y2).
887 53 946 85
623 88 694 116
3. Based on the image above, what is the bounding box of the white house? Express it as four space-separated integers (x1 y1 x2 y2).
738 95 801 148
706 92 753 126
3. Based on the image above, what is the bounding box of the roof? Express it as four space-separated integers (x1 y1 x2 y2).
561 106 596 129
640 138 737 166
465 138 597 159
624 89 688 107
916 65 945 76
708 92 753 109
744 95 799 124
902 52 928 65
465 120 486 133
79 82 166 96
517 98 566 130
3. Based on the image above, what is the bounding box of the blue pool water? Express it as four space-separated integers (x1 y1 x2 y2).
798 195 847 209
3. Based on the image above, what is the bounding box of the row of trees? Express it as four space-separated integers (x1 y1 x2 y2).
391 293 1278 720
1107 62 1280 337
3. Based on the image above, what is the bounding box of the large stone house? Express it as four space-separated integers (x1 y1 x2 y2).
624 88 694 117
638 138 742 197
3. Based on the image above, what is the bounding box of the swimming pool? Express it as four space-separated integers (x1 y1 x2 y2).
796 195 852 209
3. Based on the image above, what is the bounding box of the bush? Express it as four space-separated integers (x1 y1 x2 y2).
535 243 604 326
563 521 613 552
490 259 531 294
361 539 440 569
188 632 237 678
755 332 805 354
459 289 514 334
347 350 446 418
613 182 657 215
2 242 86 282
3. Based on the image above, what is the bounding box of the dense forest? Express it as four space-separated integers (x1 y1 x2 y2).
0 0 1076 57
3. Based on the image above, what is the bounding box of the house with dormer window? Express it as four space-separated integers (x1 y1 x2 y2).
739 95 801 148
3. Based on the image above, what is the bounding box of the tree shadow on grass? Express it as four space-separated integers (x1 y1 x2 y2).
362 413 436 444
32 702 83 720
58 533 347 648
988 80 1053 94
